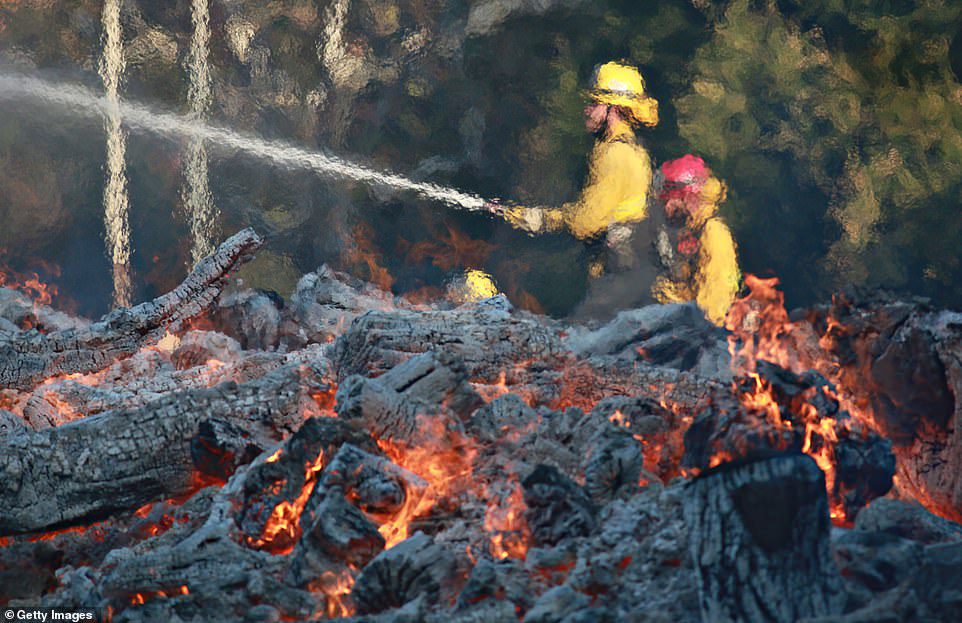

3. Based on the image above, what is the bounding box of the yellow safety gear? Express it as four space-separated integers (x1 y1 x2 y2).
591 62 659 127
449 268 500 304
651 187 741 326
502 205 565 234
502 120 653 240
495 62 656 241
559 119 653 239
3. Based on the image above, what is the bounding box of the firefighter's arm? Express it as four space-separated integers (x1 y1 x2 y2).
694 218 741 326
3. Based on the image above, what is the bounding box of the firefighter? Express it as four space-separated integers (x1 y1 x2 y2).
488 61 659 273
650 154 740 325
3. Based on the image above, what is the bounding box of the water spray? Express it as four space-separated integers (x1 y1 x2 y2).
0 72 490 212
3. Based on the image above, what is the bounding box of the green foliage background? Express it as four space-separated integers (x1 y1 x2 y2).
2 0 961 313
473 0 962 307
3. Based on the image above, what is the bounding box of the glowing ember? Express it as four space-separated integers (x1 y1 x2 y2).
247 450 325 554
265 448 283 463
375 416 477 548
128 585 189 606
483 481 530 560
311 569 356 618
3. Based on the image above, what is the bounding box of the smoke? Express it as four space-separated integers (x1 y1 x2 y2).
0 73 488 211
98 0 132 308
181 0 219 266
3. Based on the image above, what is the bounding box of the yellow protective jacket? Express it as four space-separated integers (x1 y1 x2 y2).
652 202 741 326
541 122 653 240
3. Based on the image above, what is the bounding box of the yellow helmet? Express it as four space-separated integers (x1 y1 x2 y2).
590 62 659 127
448 269 500 304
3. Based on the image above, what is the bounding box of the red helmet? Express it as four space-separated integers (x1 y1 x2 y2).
660 155 710 202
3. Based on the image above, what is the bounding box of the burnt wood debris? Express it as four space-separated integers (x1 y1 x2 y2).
1 230 961 622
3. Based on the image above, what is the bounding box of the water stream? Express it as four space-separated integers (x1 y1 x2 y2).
0 73 489 212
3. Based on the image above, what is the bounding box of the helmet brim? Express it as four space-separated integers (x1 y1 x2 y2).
592 91 659 126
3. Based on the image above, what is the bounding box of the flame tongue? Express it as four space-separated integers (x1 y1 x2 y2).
374 417 477 549
714 276 896 524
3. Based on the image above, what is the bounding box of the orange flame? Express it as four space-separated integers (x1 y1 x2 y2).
344 223 394 291
247 450 325 554
483 481 530 560
375 416 477 548
725 275 802 375
311 569 356 618
0 254 63 317
725 277 859 523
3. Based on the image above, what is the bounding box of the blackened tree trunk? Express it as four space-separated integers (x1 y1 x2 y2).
683 454 845 622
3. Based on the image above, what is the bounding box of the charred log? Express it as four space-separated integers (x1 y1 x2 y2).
683 454 845 622
682 362 894 521
0 229 263 392
335 350 482 446
287 490 384 589
332 303 567 384
811 291 962 522
313 443 427 518
350 531 457 615
582 425 646 504
0 356 332 535
522 464 597 547
233 417 377 553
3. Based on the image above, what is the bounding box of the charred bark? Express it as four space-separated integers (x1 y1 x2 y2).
350 531 457 615
332 303 567 383
683 454 845 622
0 355 332 535
811 292 962 522
335 350 482 446
0 228 263 392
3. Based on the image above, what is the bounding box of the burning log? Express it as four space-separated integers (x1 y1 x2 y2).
0 355 332 535
810 291 962 523
0 228 262 392
287 490 384 591
314 444 428 520
11 334 302 430
0 287 89 333
683 454 845 622
98 519 319 622
232 417 378 554
682 361 895 522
